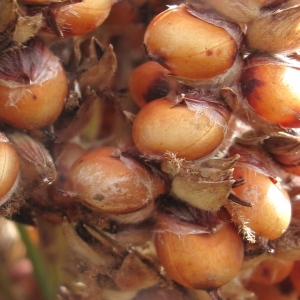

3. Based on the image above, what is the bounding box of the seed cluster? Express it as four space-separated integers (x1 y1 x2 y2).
1 0 300 299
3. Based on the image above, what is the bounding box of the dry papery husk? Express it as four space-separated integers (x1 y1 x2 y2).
168 84 231 109
164 5 244 89
135 285 194 300
101 202 156 225
219 276 255 300
228 142 286 181
0 0 19 51
220 85 283 134
246 1 300 54
55 221 125 299
54 86 98 142
75 204 154 247
263 130 300 165
234 130 298 183
112 251 162 291
13 13 44 45
77 223 164 292
166 88 233 154
162 152 239 211
54 42 117 142
154 213 224 238
173 87 232 119
156 197 227 236
181 91 232 151
187 0 279 23
97 219 155 247
0 38 62 88
99 288 138 300
0 0 44 49
60 220 122 273
268 217 300 261
7 131 56 184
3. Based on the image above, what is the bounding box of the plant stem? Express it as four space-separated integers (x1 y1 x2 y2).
16 223 56 300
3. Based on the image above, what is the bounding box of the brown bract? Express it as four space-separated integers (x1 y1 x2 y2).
188 0 261 23
162 154 239 211
246 4 300 54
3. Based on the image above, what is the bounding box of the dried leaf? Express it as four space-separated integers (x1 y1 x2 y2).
172 176 234 211
13 13 44 44
78 44 117 93
113 252 160 290
7 132 56 184
61 220 119 270
55 89 100 141
263 131 300 156
74 36 105 69
0 0 18 50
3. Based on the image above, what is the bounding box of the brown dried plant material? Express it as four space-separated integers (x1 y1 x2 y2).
267 201 300 261
55 88 100 142
60 220 121 273
262 131 300 176
112 252 161 290
48 142 86 208
133 285 194 300
187 0 262 23
0 0 18 50
219 277 255 300
228 142 282 180
7 132 56 185
72 36 105 71
96 220 155 247
246 2 300 54
12 13 44 44
101 202 157 224
78 44 117 94
220 86 283 134
162 152 239 211
54 42 117 141
0 2 43 49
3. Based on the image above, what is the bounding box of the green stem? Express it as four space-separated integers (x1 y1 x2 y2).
16 223 56 300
